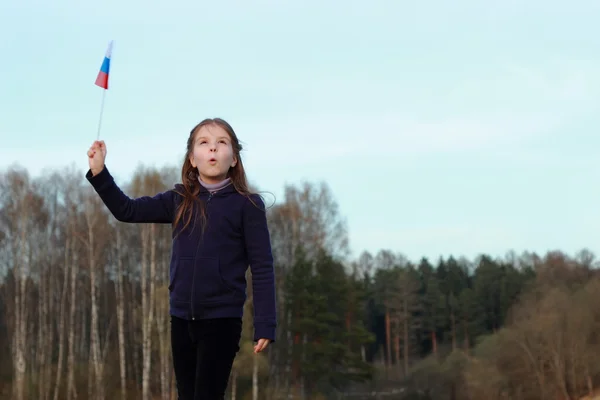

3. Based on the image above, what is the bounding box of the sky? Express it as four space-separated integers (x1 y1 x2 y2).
1 0 600 263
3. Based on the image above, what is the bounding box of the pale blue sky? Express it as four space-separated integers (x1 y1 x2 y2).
1 0 600 262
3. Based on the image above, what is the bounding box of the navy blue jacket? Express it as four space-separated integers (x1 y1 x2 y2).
86 166 277 342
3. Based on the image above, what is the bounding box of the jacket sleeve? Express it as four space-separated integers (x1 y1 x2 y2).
86 166 176 224
242 194 277 342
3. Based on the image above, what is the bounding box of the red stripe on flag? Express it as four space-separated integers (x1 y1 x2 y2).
95 71 108 89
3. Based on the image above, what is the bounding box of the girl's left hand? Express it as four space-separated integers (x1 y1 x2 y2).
254 338 271 353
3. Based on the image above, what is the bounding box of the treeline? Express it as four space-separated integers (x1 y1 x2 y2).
1 163 599 400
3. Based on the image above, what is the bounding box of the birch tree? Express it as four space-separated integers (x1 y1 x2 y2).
83 193 111 400
114 226 128 400
0 168 37 400
130 166 171 399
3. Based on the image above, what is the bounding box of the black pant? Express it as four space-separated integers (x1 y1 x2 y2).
171 316 242 400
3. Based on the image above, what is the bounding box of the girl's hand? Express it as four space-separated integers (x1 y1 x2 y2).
254 338 270 353
87 140 107 176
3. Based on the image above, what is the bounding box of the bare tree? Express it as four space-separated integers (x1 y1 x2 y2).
114 226 128 400
54 217 70 400
139 222 157 400
83 193 111 400
51 169 80 400
33 175 60 400
129 166 170 399
139 224 151 398
0 168 36 400
155 286 171 400
66 204 80 400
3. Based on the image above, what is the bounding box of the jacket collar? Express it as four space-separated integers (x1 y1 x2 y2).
198 181 237 196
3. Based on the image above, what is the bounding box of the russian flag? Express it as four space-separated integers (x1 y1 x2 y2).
95 41 113 90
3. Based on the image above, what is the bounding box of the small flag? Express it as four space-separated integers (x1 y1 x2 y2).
95 41 113 90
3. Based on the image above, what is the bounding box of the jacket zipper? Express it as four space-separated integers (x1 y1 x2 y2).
191 191 213 320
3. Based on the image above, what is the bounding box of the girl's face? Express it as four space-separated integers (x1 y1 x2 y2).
189 124 237 184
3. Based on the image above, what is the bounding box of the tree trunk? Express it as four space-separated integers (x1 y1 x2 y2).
283 310 293 398
385 308 391 373
45 253 56 400
253 354 259 400
231 368 237 400
141 224 149 399
116 228 127 400
87 205 104 400
37 256 48 400
451 311 456 351
130 279 141 388
403 298 410 376
394 330 401 378
155 270 170 400
142 224 156 399
88 349 94 400
67 222 78 400
463 319 470 355
12 209 29 400
53 235 70 400
300 333 307 400
12 278 27 400
149 224 157 393
156 292 170 400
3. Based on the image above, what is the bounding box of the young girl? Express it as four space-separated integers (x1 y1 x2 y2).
86 118 277 399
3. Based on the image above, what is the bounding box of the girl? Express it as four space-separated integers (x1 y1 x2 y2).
86 118 277 399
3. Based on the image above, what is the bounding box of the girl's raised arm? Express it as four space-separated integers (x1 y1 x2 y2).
86 166 176 224
86 140 176 224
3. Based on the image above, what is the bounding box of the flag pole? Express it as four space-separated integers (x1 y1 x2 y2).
94 40 113 141
96 89 106 141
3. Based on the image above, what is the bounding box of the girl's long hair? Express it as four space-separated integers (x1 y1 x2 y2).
173 118 254 234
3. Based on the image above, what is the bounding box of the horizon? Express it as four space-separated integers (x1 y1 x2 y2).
2 0 600 262
2 158 594 267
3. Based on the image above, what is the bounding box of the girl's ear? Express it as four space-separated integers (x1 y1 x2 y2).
231 156 237 168
189 155 196 168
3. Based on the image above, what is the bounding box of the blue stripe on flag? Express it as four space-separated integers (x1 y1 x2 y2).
100 57 110 74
